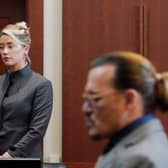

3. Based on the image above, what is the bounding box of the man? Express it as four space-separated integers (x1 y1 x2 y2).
82 51 168 168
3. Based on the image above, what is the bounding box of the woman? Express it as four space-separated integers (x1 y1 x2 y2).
0 21 53 158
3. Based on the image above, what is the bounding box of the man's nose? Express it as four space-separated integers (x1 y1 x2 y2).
82 101 94 115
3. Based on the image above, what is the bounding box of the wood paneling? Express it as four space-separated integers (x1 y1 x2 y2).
63 0 141 162
145 0 168 72
66 162 94 168
0 0 26 74
26 0 43 74
0 0 26 22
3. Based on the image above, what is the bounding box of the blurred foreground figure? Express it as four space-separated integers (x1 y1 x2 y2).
82 51 168 168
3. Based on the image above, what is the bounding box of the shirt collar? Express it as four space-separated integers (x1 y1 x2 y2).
6 64 32 82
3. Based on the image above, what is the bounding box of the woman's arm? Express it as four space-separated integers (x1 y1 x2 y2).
7 80 53 157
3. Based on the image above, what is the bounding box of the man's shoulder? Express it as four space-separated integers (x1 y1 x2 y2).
96 119 168 168
121 118 168 153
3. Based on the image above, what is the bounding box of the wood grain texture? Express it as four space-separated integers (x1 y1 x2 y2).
63 0 140 162
66 162 95 168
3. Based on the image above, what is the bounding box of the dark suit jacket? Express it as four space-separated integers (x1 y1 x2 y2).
95 118 168 168
0 65 53 158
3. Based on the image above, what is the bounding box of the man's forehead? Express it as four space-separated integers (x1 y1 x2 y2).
84 65 115 92
88 65 115 82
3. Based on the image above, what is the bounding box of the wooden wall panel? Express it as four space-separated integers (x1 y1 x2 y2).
147 0 168 72
66 162 94 168
159 1 168 71
26 0 43 74
0 0 26 22
0 0 26 74
63 0 141 162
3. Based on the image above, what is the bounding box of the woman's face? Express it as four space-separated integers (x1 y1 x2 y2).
0 34 29 71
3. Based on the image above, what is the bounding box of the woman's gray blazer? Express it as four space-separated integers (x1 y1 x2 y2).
0 65 53 158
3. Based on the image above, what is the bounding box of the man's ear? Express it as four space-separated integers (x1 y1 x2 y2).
125 89 138 111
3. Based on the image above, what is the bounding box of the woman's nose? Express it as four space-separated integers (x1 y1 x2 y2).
2 46 9 54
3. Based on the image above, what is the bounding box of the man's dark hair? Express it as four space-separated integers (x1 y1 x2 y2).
90 52 156 112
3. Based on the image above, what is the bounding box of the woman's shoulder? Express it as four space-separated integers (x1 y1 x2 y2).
30 71 51 85
0 74 6 87
0 74 6 80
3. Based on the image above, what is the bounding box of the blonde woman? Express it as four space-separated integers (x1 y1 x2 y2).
0 22 53 159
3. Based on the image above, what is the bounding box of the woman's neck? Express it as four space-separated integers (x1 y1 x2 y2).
8 62 28 72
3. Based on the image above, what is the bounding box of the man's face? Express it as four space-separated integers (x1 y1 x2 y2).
82 64 128 140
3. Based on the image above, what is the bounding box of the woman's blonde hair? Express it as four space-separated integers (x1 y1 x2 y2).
0 21 31 64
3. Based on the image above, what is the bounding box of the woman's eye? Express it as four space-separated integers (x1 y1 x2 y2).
0 45 4 49
8 45 13 49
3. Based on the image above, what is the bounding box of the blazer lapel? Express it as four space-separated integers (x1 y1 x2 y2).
95 119 164 168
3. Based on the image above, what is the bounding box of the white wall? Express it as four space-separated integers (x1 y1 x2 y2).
43 0 62 162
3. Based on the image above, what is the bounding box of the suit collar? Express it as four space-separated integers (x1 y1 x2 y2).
103 113 156 154
96 118 165 168
121 118 164 148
